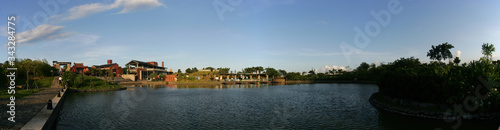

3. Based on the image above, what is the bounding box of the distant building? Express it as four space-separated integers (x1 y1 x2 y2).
92 59 123 77
71 63 89 74
124 60 173 81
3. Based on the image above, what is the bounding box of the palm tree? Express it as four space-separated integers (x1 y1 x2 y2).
482 43 495 60
427 42 455 62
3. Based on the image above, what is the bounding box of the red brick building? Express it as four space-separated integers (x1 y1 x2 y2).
71 63 89 74
124 60 173 80
92 59 123 77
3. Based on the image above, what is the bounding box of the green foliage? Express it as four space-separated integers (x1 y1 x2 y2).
453 57 461 65
217 67 230 74
148 72 158 80
204 67 215 72
355 62 370 72
265 67 280 78
427 42 454 62
377 57 500 112
482 43 495 60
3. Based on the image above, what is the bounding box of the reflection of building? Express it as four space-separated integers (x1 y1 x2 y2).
124 60 173 80
92 59 123 77
71 63 89 74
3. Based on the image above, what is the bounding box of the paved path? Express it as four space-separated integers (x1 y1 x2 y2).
0 77 61 129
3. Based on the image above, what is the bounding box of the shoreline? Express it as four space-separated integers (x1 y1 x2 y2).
369 92 500 121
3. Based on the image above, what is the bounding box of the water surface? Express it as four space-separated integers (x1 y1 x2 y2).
56 84 499 129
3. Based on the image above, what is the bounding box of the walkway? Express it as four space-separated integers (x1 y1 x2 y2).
0 77 61 129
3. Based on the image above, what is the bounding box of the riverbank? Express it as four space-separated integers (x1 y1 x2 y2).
369 92 500 120
0 77 62 129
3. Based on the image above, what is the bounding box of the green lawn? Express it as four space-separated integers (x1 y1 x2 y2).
0 76 55 99
69 75 124 91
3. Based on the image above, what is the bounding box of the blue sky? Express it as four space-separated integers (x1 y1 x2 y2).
1 0 500 73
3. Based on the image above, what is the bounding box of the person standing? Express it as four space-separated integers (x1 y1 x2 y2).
59 76 63 86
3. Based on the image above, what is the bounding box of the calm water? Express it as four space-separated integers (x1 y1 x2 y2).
56 84 499 129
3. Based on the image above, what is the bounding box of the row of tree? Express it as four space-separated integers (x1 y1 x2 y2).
0 59 55 90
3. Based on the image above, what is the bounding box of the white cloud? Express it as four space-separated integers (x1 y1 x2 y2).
455 50 462 58
17 24 74 44
317 65 347 73
60 3 119 21
317 21 329 25
20 0 165 45
118 0 165 14
53 33 100 45
56 0 164 21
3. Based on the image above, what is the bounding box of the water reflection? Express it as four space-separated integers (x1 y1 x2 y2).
56 84 499 129
126 83 276 89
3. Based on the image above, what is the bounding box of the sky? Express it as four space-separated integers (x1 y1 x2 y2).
1 0 500 73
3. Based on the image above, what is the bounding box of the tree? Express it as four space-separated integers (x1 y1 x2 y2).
244 67 254 74
148 72 158 80
186 68 192 73
278 69 287 76
482 43 495 60
217 68 230 74
453 57 461 65
204 67 215 72
308 69 315 75
177 69 182 74
192 67 198 72
20 59 34 90
356 62 370 72
256 66 264 74
265 67 280 78
427 42 454 62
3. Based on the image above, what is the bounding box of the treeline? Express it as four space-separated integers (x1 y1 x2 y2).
376 43 500 112
0 59 56 90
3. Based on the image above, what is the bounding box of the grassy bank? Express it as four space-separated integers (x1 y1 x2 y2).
65 74 125 92
0 76 54 98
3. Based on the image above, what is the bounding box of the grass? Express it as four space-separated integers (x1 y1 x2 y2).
0 76 54 99
70 75 125 91
0 89 43 98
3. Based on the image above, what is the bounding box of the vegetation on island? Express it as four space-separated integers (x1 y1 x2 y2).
376 43 500 113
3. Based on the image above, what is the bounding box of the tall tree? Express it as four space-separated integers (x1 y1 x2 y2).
482 43 495 60
278 69 287 76
177 69 182 74
256 66 264 74
453 57 461 65
356 62 370 72
427 42 455 62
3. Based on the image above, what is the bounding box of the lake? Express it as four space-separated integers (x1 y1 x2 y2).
56 83 499 129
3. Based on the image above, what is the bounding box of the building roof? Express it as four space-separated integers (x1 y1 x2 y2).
93 63 119 68
125 60 166 70
73 63 87 67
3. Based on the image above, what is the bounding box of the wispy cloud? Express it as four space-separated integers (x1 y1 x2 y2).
17 24 75 44
0 26 7 37
317 21 329 26
298 49 389 57
20 0 165 45
118 0 165 14
53 0 164 21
